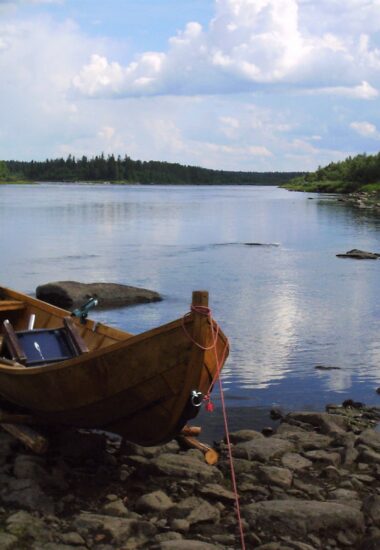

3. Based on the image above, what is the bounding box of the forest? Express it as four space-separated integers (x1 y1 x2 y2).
0 155 302 185
285 151 380 193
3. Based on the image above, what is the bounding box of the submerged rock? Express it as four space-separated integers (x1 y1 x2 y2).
336 248 380 259
36 280 162 309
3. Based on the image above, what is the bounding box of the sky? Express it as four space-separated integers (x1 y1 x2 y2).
1 0 380 171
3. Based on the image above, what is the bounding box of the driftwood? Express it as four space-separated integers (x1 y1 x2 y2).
177 434 219 465
1 422 48 454
180 425 202 437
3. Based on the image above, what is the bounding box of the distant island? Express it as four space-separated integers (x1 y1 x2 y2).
0 155 303 185
283 151 380 195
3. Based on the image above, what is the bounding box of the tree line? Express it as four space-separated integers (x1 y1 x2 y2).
0 155 302 185
285 151 380 193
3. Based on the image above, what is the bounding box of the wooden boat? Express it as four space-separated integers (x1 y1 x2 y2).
0 286 229 446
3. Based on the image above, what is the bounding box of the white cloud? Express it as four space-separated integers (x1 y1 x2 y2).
72 0 380 98
350 121 380 138
308 81 378 100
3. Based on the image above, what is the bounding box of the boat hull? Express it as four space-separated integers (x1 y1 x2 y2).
0 287 229 445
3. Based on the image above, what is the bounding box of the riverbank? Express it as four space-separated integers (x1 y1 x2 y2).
0 402 379 549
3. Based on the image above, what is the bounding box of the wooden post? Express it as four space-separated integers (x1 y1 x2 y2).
177 434 219 465
191 291 209 349
1 423 48 454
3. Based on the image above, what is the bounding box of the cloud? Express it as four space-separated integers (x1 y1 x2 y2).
72 0 380 99
308 81 378 100
350 121 380 138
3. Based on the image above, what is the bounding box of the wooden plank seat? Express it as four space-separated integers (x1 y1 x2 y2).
2 317 88 367
0 300 25 312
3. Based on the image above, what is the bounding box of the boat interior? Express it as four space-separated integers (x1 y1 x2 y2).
0 288 130 368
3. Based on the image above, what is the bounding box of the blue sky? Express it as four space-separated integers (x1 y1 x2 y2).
1 0 380 171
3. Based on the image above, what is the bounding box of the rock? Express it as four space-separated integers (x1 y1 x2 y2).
303 449 341 467
243 500 364 540
2 478 56 514
13 454 47 480
281 452 313 471
359 447 380 464
257 465 293 489
275 423 333 450
328 488 361 509
227 429 264 444
0 533 19 550
358 428 380 452
59 532 87 545
73 512 156 545
6 510 51 541
150 453 223 482
169 496 220 526
233 437 295 462
158 541 221 549
363 495 380 526
135 490 174 513
285 412 348 435
169 518 190 533
197 483 236 503
36 280 162 309
102 498 129 517
315 365 341 370
336 249 379 259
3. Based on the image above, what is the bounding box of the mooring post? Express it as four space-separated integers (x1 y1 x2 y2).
191 290 209 349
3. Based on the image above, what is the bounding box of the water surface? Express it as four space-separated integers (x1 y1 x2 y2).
1 184 379 439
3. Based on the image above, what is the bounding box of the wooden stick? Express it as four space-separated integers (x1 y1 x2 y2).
177 434 219 465
180 425 202 437
1 423 48 454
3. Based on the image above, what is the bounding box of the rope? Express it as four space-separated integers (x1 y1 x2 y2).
182 305 246 550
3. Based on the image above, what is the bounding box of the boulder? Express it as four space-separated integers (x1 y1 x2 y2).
36 280 162 309
336 249 380 260
243 500 365 539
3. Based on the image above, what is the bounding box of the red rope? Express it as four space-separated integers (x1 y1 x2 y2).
182 305 246 550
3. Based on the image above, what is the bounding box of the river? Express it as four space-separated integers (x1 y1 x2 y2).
1 183 379 439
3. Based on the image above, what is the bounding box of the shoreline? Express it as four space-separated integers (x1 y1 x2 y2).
0 401 379 549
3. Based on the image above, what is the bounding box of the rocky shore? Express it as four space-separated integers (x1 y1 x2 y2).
340 191 380 213
1 403 380 549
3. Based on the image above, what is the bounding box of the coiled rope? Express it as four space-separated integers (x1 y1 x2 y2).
182 305 246 550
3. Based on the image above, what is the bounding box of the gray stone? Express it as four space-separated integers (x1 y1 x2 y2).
135 490 174 513
102 498 129 517
169 496 220 525
2 478 56 514
359 447 380 464
363 495 380 526
328 488 361 509
155 532 183 542
6 510 51 541
257 465 293 489
13 454 47 480
336 249 379 259
158 541 221 549
0 533 19 550
150 453 223 482
73 512 156 544
233 437 295 462
169 519 190 533
197 483 236 503
243 500 364 539
285 411 349 434
36 280 162 309
281 452 313 471
59 532 86 546
303 449 341 467
359 429 380 452
228 429 264 444
275 423 332 450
